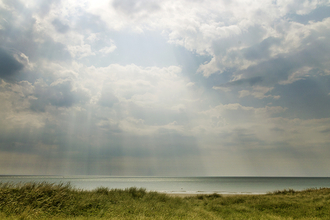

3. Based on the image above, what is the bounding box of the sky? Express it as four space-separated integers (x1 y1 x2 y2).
1 0 330 177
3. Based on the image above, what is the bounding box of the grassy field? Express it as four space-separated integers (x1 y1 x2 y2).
0 182 329 219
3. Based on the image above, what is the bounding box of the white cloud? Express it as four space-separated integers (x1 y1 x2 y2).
186 82 195 87
14 52 34 70
197 57 220 77
99 44 117 54
68 44 95 58
239 86 279 99
279 67 313 85
212 86 232 92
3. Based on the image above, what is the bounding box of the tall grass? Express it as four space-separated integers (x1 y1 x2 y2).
0 182 329 219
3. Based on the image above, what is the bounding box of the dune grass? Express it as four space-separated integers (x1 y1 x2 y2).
0 182 329 219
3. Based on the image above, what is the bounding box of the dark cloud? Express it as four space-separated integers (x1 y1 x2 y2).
0 2 71 64
320 128 330 133
0 48 24 81
238 57 296 86
48 82 76 107
270 127 285 133
52 19 70 33
30 80 89 112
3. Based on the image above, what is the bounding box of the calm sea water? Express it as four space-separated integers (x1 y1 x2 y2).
1 176 330 194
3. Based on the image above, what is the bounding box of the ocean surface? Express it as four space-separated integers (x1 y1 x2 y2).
1 176 330 194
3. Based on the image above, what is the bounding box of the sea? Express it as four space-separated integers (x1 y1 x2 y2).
1 176 330 194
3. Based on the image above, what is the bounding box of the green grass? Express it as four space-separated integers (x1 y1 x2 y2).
0 182 329 219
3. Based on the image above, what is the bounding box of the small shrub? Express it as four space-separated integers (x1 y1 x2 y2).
270 188 296 195
127 187 146 199
94 187 110 195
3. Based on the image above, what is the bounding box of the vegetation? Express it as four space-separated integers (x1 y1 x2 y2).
0 182 329 219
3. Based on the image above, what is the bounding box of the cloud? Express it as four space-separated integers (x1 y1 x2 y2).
194 102 329 154
29 79 89 112
33 0 62 17
38 38 72 61
242 37 281 61
238 86 279 99
0 48 24 81
215 76 263 88
52 18 70 33
112 0 160 16
98 86 119 108
99 45 117 54
320 128 330 133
